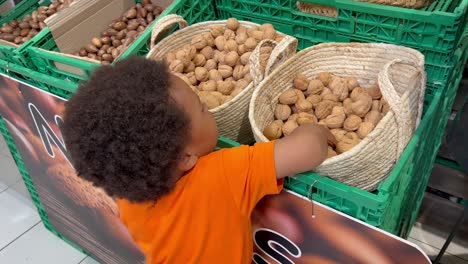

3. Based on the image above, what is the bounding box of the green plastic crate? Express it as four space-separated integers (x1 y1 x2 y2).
24 0 217 83
0 0 52 70
215 0 467 53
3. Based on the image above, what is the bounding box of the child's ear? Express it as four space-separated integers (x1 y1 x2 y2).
178 153 198 172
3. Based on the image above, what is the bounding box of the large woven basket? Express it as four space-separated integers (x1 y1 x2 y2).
249 43 426 190
146 15 297 144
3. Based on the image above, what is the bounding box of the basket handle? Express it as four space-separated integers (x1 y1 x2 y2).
296 1 338 18
150 14 188 49
378 59 425 154
249 36 298 86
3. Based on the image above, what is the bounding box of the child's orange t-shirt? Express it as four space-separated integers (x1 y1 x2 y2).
116 141 283 263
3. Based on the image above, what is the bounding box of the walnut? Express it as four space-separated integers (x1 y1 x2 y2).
325 112 345 129
317 72 332 86
217 80 234 95
209 69 223 81
295 98 313 113
364 110 382 126
288 113 299 122
336 132 360 154
199 80 217 92
367 84 382 100
329 77 348 101
279 89 299 105
327 146 337 159
294 89 306 100
186 72 198 85
204 59 217 71
184 45 197 60
200 46 214 60
343 98 353 116
192 54 206 67
224 51 239 67
282 120 298 136
225 39 238 52
263 120 283 140
307 94 322 107
235 32 248 45
331 106 346 116
199 91 220 109
231 87 243 97
218 65 233 78
320 87 332 97
351 94 372 117
306 79 324 95
297 112 318 125
226 18 239 31
274 104 292 121
346 77 359 91
191 35 207 50
210 25 224 38
330 129 347 141
372 100 383 112
259 46 273 70
224 29 236 40
343 115 362 131
195 67 209 82
169 60 184 73
214 36 226 51
235 79 249 90
350 87 366 101
357 122 375 139
293 74 309 91
202 33 215 47
315 101 334 120
240 52 251 65
322 93 339 102
165 52 176 64
184 61 196 73
244 37 257 51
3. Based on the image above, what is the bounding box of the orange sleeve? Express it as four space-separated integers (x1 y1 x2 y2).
219 141 283 215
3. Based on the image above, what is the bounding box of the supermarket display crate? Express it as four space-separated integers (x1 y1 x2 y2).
215 0 468 53
24 0 217 84
0 0 52 70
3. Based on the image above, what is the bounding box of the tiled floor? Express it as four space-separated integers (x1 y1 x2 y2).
0 135 467 263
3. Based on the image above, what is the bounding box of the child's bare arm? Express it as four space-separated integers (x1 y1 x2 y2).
274 124 335 179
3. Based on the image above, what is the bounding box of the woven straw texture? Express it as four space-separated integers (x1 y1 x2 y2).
249 43 426 190
354 0 432 8
147 15 297 144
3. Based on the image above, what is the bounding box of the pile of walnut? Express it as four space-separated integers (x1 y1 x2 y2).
0 0 73 45
263 72 390 158
165 18 284 110
74 0 164 64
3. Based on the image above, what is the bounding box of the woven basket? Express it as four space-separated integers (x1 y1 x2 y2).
249 43 426 190
354 0 432 8
146 15 298 144
297 0 431 12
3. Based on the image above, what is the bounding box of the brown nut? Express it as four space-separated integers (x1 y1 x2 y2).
225 39 238 52
351 94 372 117
297 113 318 125
191 35 207 50
195 67 209 82
19 21 30 29
204 59 217 71
235 32 248 45
199 80 217 92
186 72 198 85
364 110 382 126
315 101 334 120
263 120 283 140
343 98 353 116
192 53 206 67
112 39 122 48
224 51 239 67
346 77 359 91
327 146 338 159
263 28 276 40
78 48 87 57
218 65 233 78
278 89 299 105
295 98 313 113
293 74 309 91
357 122 375 139
322 93 339 102
115 30 126 40
367 84 382 100
91 37 102 48
325 112 346 129
233 65 245 80
350 87 366 101
101 36 111 45
210 25 224 38
343 115 362 131
274 104 292 121
214 36 226 51
209 69 223 81
336 133 360 154
306 94 322 107
1 25 13 33
113 22 127 31
306 79 324 95
372 100 383 112
184 62 196 73
330 129 347 142
85 44 98 53
244 37 257 51
282 120 298 136
20 28 29 37
202 33 214 47
217 80 234 95
317 72 332 86
169 60 184 73
224 29 236 40
226 18 239 31
240 52 251 65
126 8 137 19
200 91 220 109
200 46 214 60
102 53 113 62
235 79 249 90
329 77 348 101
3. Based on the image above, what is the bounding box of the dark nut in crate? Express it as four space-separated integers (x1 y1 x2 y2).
138 6 148 18
101 36 111 45
79 48 87 56
106 28 118 36
91 37 102 48
112 39 122 48
147 13 154 23
145 3 155 12
126 8 137 19
19 21 30 29
1 25 13 33
137 25 146 32
111 48 121 59
85 44 98 53
30 21 40 29
20 29 29 37
127 21 139 31
97 49 106 57
113 22 127 31
14 36 21 44
116 30 126 40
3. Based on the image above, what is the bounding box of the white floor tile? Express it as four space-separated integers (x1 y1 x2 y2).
409 238 468 264
411 223 468 261
10 180 32 202
80 256 100 264
0 135 9 157
0 181 7 193
0 155 22 190
0 223 86 264
0 188 40 249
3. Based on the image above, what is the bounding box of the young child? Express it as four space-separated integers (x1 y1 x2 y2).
62 57 334 263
